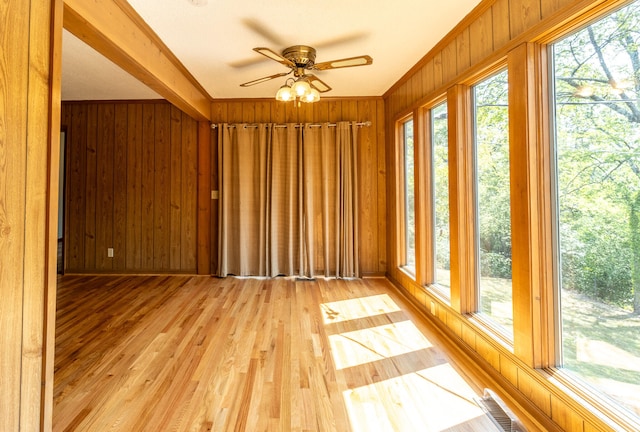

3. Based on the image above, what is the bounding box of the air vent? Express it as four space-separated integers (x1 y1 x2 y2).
475 389 527 432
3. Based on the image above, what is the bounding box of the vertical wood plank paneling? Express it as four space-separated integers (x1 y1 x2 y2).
242 101 255 123
357 101 375 273
66 104 86 270
284 101 299 122
541 0 565 19
154 103 171 269
470 8 494 65
126 103 143 270
509 0 542 39
64 101 200 274
398 82 408 113
61 105 72 270
410 74 422 106
298 102 314 123
210 101 228 124
500 355 518 386
341 100 358 123
492 0 512 50
421 60 434 96
84 104 98 269
96 103 114 270
63 102 197 272
550 395 585 432
170 106 183 270
182 113 198 270
517 369 552 416
271 100 286 123
441 41 458 84
141 104 155 269
313 99 329 124
254 100 271 123
433 52 443 88
228 102 243 123
456 27 471 75
113 105 127 270
197 121 211 275
328 100 342 123
376 99 387 273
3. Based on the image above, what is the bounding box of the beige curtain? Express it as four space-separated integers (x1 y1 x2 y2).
217 122 359 278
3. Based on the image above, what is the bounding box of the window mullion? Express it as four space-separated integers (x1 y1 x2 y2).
447 84 477 314
414 108 432 286
508 42 556 368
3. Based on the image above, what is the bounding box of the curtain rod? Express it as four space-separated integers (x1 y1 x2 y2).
211 121 371 129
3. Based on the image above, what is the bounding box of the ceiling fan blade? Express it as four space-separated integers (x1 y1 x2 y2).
313 55 373 71
253 47 295 68
241 18 286 46
240 71 290 87
313 32 369 50
228 56 268 69
306 74 332 93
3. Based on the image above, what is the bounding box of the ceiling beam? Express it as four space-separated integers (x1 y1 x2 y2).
63 0 211 121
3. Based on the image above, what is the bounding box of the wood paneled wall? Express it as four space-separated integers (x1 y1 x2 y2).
210 98 386 276
384 0 593 115
61 101 199 273
384 0 629 431
1 0 60 430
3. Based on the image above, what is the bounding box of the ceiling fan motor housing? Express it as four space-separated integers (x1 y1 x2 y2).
282 45 316 69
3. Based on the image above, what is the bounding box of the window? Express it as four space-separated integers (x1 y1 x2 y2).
552 0 640 419
402 119 416 273
431 102 451 299
473 70 513 336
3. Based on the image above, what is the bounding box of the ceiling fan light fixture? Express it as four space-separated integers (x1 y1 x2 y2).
302 88 320 103
292 78 311 97
275 84 293 101
241 45 372 103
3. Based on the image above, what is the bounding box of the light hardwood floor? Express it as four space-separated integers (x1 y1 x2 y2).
53 275 500 431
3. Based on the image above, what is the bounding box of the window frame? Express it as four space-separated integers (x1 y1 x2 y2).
387 0 640 429
464 66 516 345
396 114 417 277
423 98 452 302
545 3 640 425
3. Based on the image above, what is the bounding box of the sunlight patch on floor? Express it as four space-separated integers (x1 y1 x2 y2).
328 320 433 370
322 292 496 430
343 363 487 431
321 294 401 323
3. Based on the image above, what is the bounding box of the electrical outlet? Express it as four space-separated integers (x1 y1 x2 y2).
107 248 114 258
431 301 436 315
211 190 219 199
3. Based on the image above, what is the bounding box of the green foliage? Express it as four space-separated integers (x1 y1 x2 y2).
480 252 512 279
404 120 416 267
474 70 512 280
432 103 450 273
553 1 640 310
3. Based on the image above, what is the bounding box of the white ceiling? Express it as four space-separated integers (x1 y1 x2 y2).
61 0 482 101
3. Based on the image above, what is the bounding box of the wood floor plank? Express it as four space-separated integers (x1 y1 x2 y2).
54 275 499 431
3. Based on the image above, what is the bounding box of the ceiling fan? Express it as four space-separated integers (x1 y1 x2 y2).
239 45 373 99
